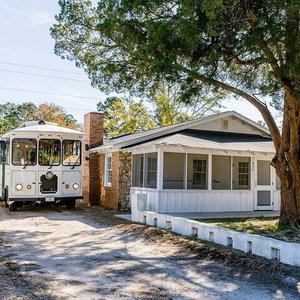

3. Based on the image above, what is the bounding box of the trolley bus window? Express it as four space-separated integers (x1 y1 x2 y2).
63 140 81 166
12 138 37 166
39 139 61 166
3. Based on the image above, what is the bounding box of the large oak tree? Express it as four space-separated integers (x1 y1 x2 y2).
51 0 300 227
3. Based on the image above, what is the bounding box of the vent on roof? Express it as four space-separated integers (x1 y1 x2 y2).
38 120 46 125
222 119 229 130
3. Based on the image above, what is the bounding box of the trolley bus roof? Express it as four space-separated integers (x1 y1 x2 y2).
5 123 83 135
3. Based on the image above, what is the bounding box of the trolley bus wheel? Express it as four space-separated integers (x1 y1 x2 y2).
66 199 76 210
4 186 8 208
8 201 18 212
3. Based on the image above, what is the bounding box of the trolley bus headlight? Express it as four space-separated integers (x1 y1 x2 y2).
45 171 54 180
72 183 79 190
15 184 23 191
27 184 32 190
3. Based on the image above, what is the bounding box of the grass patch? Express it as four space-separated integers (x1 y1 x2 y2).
195 217 300 243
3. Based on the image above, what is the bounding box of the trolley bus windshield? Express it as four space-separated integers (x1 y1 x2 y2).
12 138 37 166
63 140 81 167
39 139 61 166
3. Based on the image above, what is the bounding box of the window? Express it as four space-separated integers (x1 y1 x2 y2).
132 154 144 187
238 162 249 186
222 119 229 130
39 139 61 166
105 155 112 186
132 153 157 188
187 154 208 189
62 140 81 166
145 153 157 188
163 152 185 189
12 138 37 166
212 155 231 190
232 157 251 190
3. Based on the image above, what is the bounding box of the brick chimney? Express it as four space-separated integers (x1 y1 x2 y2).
83 112 103 205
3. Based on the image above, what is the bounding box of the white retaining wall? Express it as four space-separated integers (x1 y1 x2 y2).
131 194 300 267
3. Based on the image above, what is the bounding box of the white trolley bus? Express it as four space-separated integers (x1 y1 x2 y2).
0 120 83 211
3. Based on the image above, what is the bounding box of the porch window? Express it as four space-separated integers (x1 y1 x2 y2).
187 154 208 189
212 155 231 190
145 153 157 188
104 154 112 186
163 152 185 189
232 157 251 190
132 153 157 188
132 154 144 187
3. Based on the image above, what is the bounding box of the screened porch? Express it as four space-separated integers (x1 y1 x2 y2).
130 149 280 213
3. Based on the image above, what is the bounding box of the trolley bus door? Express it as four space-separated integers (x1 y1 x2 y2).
0 140 6 201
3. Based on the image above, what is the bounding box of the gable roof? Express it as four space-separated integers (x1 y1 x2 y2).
126 130 274 154
91 111 271 153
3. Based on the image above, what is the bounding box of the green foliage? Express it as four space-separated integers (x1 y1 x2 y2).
0 102 78 135
51 0 300 107
0 102 37 135
97 86 222 137
98 97 155 138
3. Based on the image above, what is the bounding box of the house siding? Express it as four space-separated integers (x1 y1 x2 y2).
99 151 131 210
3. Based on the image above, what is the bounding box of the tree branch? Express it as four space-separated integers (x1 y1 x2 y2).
246 3 294 93
177 65 281 150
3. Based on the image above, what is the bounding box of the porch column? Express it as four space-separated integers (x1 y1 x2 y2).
157 148 163 190
208 153 212 190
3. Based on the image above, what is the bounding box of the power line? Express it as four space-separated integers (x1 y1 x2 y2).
0 68 90 83
0 86 101 101
0 45 53 56
0 60 85 76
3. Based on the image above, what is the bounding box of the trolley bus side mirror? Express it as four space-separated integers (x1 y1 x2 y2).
0 141 6 162
85 144 90 151
0 141 6 151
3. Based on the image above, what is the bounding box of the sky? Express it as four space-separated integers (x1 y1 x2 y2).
0 0 279 124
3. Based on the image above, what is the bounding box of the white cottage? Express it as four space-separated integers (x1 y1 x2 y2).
91 111 280 213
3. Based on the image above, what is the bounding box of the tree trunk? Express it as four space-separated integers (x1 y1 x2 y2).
273 91 300 228
275 160 300 227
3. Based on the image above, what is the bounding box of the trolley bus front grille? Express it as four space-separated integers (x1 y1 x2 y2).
40 175 58 194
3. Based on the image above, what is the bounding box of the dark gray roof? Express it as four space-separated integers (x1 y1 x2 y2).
130 130 274 153
91 111 271 153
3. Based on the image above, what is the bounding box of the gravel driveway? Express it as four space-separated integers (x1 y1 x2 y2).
0 204 299 299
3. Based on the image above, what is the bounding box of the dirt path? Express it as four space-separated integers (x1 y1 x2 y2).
0 205 299 299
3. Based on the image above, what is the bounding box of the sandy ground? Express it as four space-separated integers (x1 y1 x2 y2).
0 204 299 300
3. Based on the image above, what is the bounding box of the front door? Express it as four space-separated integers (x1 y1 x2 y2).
255 159 273 210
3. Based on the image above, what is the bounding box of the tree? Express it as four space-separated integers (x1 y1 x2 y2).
51 1 300 227
0 102 78 135
97 97 155 138
97 88 222 137
149 84 223 126
34 103 78 130
0 102 37 135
